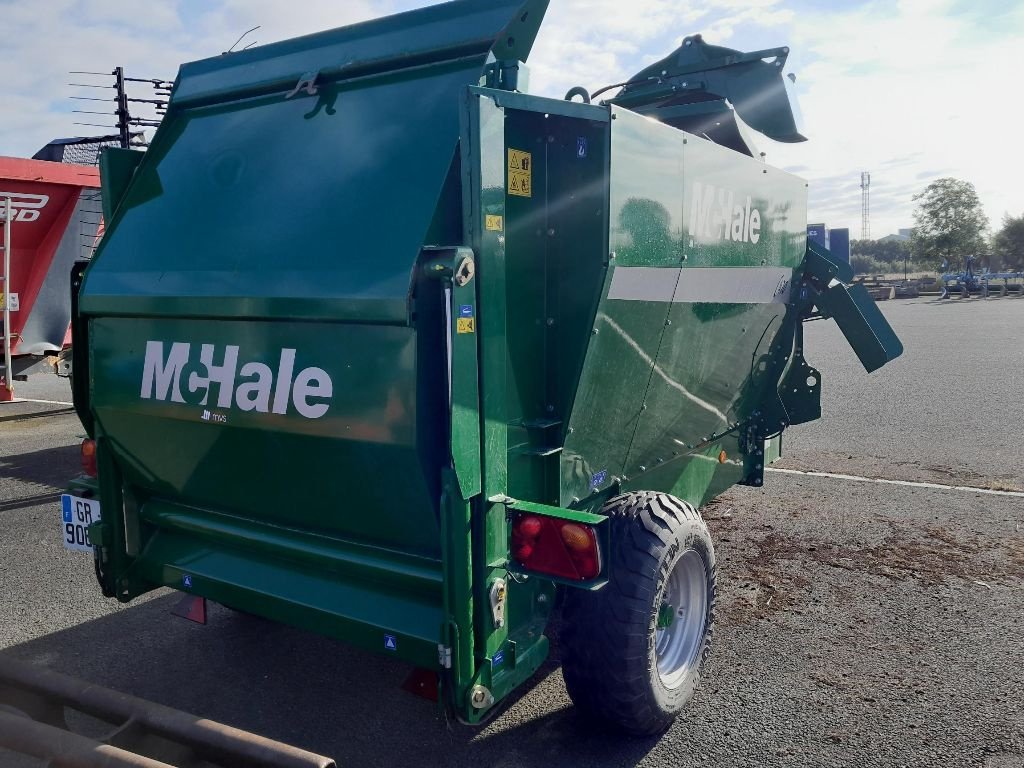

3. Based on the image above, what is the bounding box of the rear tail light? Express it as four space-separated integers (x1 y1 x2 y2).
511 514 601 581
81 439 97 477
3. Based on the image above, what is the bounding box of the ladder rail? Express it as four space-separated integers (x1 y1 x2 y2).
2 195 11 396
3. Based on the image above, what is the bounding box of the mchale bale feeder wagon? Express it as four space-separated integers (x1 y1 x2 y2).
62 0 902 737
0 157 101 400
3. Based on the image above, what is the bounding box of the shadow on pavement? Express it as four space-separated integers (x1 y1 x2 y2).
0 444 79 489
0 404 75 423
3 597 660 767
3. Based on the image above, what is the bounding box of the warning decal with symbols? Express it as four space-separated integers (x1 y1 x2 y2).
507 148 532 198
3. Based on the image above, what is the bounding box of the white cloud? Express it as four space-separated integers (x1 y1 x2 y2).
525 0 794 104
767 0 1023 236
0 0 1018 241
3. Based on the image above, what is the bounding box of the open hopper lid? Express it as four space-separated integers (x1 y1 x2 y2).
171 0 550 107
609 34 806 156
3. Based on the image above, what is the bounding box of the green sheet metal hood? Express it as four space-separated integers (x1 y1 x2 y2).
82 0 548 323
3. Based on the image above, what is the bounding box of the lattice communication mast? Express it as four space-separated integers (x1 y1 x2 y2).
860 171 871 239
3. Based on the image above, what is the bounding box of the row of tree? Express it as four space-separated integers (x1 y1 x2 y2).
850 178 1023 273
850 237 911 265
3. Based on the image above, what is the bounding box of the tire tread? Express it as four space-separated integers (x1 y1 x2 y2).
561 491 716 736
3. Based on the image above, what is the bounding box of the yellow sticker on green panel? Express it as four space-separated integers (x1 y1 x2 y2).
507 149 532 198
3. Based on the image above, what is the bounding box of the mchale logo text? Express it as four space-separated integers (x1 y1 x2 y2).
689 182 762 244
140 341 332 419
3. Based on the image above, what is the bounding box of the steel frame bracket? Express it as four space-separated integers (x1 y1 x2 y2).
800 241 902 373
816 282 904 373
0 655 335 767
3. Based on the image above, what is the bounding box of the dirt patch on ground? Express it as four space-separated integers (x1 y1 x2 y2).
705 497 1024 625
1009 536 1024 574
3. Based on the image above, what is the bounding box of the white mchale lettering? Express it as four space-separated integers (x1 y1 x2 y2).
292 366 332 419
689 181 715 239
235 362 273 412
200 344 239 408
720 189 734 240
141 341 190 403
138 341 332 419
271 349 296 415
688 182 763 245
731 202 745 240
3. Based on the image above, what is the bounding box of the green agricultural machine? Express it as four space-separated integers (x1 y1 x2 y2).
65 0 902 736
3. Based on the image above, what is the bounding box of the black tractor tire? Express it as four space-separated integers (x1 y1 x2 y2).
560 491 716 736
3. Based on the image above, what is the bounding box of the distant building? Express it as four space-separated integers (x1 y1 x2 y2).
807 223 849 262
878 227 912 243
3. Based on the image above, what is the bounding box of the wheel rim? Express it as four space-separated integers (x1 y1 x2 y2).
654 548 708 689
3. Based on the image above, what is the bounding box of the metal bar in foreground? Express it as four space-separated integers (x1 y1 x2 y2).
0 655 336 768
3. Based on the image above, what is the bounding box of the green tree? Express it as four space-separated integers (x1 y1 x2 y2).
851 238 912 273
992 213 1024 271
910 178 989 270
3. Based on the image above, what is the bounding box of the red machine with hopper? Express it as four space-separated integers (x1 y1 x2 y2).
0 156 101 401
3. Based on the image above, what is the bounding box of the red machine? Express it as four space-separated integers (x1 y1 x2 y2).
0 156 101 401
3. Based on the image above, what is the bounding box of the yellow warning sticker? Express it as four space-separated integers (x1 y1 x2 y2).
485 214 504 232
457 317 476 334
507 148 532 198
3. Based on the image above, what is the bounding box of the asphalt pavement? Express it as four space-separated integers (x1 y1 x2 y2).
1 297 1022 767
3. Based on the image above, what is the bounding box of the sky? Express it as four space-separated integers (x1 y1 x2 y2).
0 0 1020 239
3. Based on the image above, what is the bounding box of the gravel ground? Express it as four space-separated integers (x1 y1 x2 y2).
1 298 1022 767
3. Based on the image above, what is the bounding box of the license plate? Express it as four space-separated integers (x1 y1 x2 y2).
60 494 101 553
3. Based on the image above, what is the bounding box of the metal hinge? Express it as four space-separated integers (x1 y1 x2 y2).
489 578 507 629
437 644 452 669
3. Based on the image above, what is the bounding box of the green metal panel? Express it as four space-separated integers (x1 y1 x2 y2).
83 0 549 325
459 91 514 677
129 500 444 667
502 108 550 503
623 118 807 500
461 91 509 502
439 472 475 702
84 71 470 324
98 148 143 223
89 315 443 555
618 434 744 508
460 90 581 720
561 107 808 508
561 108 681 504
170 1 548 109
499 102 609 508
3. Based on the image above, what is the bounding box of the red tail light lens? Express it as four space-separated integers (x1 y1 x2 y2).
511 513 601 581
81 439 97 477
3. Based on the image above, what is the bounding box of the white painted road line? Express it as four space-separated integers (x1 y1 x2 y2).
767 466 1024 499
10 398 75 406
